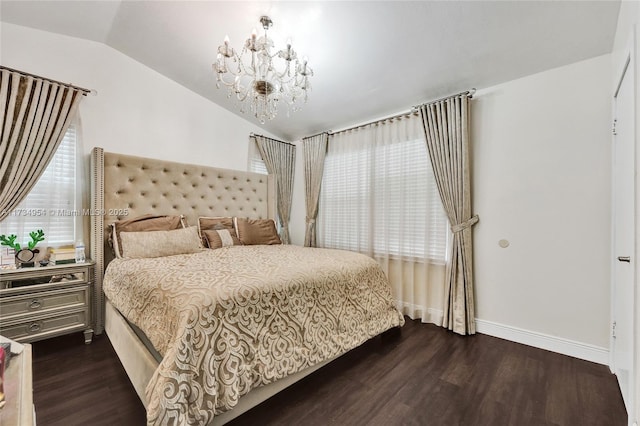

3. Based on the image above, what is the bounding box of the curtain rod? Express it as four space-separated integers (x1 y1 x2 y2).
250 133 295 146
329 110 419 136
302 131 331 140
0 65 94 96
412 88 476 111
319 88 476 138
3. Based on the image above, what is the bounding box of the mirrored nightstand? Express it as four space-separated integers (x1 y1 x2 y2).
0 262 94 344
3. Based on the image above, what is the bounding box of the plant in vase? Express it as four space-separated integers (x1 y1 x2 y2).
0 230 45 267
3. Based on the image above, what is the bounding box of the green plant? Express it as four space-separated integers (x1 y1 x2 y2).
0 229 45 251
0 234 20 250
27 229 45 249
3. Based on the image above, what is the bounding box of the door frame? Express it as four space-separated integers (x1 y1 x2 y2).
610 26 638 426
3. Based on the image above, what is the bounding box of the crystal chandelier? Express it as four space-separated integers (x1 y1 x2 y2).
213 16 313 124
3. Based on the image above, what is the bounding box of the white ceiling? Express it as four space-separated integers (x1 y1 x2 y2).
0 1 620 141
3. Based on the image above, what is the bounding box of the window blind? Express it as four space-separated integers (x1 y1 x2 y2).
249 156 268 175
0 125 78 246
248 137 268 175
319 122 449 263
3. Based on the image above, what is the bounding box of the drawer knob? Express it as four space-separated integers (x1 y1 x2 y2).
29 299 42 309
28 322 41 333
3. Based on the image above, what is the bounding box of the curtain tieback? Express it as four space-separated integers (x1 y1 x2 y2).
306 217 316 225
451 215 479 233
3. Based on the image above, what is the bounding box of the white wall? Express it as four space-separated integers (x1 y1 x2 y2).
472 54 612 349
0 23 277 181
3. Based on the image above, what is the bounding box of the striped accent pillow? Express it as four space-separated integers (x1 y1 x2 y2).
202 229 242 249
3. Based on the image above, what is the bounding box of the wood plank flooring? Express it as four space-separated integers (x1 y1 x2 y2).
31 332 146 426
31 318 627 426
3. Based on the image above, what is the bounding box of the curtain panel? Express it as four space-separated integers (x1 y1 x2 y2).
253 135 296 244
419 95 478 335
318 114 449 324
301 133 328 247
0 68 84 222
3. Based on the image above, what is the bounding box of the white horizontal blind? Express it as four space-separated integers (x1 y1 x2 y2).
249 156 268 175
372 138 448 259
248 137 268 175
319 115 449 262
319 146 371 253
0 125 77 246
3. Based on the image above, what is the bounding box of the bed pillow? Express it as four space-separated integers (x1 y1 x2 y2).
234 217 282 245
198 216 235 232
110 214 185 258
202 229 242 249
197 217 237 245
119 226 202 259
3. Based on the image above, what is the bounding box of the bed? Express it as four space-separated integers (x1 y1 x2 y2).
90 148 404 425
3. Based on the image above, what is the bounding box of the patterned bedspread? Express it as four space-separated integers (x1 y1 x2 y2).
103 245 404 425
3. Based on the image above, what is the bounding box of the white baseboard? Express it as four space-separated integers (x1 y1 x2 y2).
397 304 609 365
474 318 609 365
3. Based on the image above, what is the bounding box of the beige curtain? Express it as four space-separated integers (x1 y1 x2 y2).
419 95 478 335
0 68 84 221
301 133 328 247
253 135 296 244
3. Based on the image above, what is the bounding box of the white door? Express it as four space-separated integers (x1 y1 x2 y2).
612 54 635 421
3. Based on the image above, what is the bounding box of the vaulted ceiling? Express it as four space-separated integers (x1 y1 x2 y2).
0 1 620 140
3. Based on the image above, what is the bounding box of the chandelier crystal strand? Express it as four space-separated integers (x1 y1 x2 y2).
213 16 313 123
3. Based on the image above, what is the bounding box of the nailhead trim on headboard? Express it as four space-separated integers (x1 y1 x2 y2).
90 147 105 334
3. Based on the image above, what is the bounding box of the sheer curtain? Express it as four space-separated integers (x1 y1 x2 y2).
318 113 450 324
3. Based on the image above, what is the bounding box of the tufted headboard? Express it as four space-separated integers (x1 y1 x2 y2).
90 147 276 333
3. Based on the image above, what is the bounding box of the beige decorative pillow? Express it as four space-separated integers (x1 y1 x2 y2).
202 229 242 249
197 216 236 245
110 214 184 258
234 217 282 245
198 216 235 231
119 226 202 259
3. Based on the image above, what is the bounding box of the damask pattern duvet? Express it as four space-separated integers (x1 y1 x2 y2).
103 245 404 425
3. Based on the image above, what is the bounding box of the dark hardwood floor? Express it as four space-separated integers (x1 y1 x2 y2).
31 332 146 426
32 318 627 426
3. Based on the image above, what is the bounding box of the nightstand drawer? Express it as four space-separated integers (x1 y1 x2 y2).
0 286 89 320
0 309 88 342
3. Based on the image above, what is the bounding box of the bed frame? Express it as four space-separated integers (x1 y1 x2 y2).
89 147 335 424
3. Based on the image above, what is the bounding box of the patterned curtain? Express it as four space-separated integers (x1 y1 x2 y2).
253 135 296 244
301 133 328 247
0 67 85 221
419 95 478 335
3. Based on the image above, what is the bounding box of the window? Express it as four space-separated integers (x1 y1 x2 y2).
318 116 449 262
248 137 268 175
0 125 78 247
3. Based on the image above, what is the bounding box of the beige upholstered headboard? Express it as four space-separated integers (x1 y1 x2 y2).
90 147 276 333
